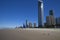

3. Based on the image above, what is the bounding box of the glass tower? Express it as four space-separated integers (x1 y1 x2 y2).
38 0 44 27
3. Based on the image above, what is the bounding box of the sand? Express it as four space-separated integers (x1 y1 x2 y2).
0 28 60 40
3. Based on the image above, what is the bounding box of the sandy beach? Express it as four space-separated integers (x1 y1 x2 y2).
0 28 60 40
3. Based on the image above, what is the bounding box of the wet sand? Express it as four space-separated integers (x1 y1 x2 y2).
0 28 60 40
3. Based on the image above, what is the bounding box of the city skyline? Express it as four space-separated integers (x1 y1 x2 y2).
0 0 60 28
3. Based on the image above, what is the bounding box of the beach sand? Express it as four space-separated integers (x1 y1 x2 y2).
0 28 60 40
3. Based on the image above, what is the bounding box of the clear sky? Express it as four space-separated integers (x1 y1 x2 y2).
0 0 60 28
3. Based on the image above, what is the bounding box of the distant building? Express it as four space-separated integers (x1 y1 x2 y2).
29 22 32 28
56 17 60 25
46 10 56 28
56 17 60 28
38 0 44 28
46 15 55 26
26 19 28 28
49 10 54 16
46 16 55 28
23 24 25 28
34 23 36 28
44 22 47 28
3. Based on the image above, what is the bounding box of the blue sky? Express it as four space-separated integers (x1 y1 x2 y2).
0 0 60 28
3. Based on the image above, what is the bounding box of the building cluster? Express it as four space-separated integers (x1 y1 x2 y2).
22 20 37 28
16 0 60 28
45 10 56 28
38 0 60 28
44 10 60 28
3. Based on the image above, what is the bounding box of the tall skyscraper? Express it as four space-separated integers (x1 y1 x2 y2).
38 0 44 27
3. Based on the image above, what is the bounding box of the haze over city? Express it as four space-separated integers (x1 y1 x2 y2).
0 0 60 28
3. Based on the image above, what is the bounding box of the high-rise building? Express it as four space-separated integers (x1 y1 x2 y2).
46 15 55 26
34 23 36 28
38 0 44 27
56 17 60 28
56 17 60 24
23 24 25 28
49 10 54 16
46 16 56 28
46 10 56 28
29 22 32 28
26 19 28 28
